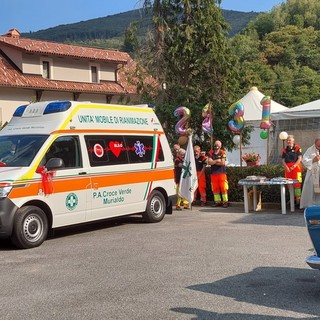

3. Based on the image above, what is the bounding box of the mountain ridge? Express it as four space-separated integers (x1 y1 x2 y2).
21 8 259 46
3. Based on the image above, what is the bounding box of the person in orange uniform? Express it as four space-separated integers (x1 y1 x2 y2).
282 135 302 207
207 140 229 208
193 145 207 206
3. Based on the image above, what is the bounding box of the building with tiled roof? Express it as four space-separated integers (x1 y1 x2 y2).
0 29 139 124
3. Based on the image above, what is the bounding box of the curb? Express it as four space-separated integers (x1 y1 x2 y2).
199 201 281 210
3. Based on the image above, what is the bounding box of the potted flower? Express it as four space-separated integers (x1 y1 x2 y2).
242 152 261 166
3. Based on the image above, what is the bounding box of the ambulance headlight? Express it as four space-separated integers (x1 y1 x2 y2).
0 186 12 198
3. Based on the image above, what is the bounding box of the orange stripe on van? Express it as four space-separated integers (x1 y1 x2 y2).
9 168 174 199
9 181 40 199
90 168 173 187
9 176 91 199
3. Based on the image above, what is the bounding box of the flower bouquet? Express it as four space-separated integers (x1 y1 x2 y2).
242 152 261 166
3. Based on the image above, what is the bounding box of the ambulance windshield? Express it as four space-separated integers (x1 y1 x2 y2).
0 135 48 167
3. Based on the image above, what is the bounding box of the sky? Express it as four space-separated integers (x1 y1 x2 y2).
1 0 285 35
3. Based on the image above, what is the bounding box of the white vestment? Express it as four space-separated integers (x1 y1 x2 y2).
300 144 320 208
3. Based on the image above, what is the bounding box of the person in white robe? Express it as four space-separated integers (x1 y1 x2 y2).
300 137 320 208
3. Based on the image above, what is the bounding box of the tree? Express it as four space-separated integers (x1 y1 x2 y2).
122 22 139 54
134 0 245 151
246 0 320 37
231 1 320 107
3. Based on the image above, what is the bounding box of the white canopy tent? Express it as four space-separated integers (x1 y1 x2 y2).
269 98 320 163
227 87 288 166
272 99 320 120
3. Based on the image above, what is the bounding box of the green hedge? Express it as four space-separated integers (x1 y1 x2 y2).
203 165 306 203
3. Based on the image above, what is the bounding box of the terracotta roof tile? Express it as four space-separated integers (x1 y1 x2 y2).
0 35 129 63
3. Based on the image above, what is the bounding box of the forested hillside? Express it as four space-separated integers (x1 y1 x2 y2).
21 8 259 44
231 0 320 107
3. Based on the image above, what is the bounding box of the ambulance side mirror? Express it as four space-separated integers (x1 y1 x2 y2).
45 157 65 171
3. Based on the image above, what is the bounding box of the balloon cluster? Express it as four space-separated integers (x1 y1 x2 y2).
202 103 212 134
228 101 244 134
174 106 192 136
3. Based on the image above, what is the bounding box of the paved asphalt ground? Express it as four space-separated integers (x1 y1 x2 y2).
0 204 320 320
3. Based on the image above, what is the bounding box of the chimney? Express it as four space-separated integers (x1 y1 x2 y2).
4 29 21 38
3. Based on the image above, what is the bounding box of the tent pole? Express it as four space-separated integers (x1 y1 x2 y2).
240 133 243 168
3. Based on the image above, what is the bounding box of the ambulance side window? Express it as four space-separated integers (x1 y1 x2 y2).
84 135 164 166
125 136 164 163
44 136 82 169
84 135 128 166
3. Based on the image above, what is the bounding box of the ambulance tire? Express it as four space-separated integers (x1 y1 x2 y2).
11 206 48 249
143 190 166 223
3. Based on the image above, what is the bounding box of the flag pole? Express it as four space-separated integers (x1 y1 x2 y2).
209 102 213 150
178 133 198 207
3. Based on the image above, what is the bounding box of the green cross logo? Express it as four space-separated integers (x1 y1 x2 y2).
182 161 192 179
66 193 78 211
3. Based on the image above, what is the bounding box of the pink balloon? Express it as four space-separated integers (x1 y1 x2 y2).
202 103 212 134
174 106 191 135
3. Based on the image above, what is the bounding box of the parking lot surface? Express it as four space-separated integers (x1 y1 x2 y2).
0 205 318 319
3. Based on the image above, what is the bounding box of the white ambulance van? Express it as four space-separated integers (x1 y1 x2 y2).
0 100 175 248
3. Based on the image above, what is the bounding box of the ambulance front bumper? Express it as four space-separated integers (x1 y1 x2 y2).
0 198 19 238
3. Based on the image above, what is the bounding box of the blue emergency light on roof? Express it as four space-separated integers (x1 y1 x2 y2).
43 101 72 115
13 104 28 117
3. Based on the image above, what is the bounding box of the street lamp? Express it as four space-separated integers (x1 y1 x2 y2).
279 131 288 149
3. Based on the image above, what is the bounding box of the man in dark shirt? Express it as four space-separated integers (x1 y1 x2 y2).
193 145 207 206
207 140 229 208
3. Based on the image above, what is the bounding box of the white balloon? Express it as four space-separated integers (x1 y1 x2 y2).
279 131 288 140
233 135 241 145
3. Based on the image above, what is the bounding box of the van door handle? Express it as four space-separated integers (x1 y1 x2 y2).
78 171 87 175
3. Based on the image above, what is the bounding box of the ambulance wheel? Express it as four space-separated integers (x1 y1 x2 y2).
143 190 166 223
11 206 48 249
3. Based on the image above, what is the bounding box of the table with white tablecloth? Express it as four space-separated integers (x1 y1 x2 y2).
238 178 298 214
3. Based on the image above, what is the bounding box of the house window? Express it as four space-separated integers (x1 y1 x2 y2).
42 61 50 79
91 66 98 83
